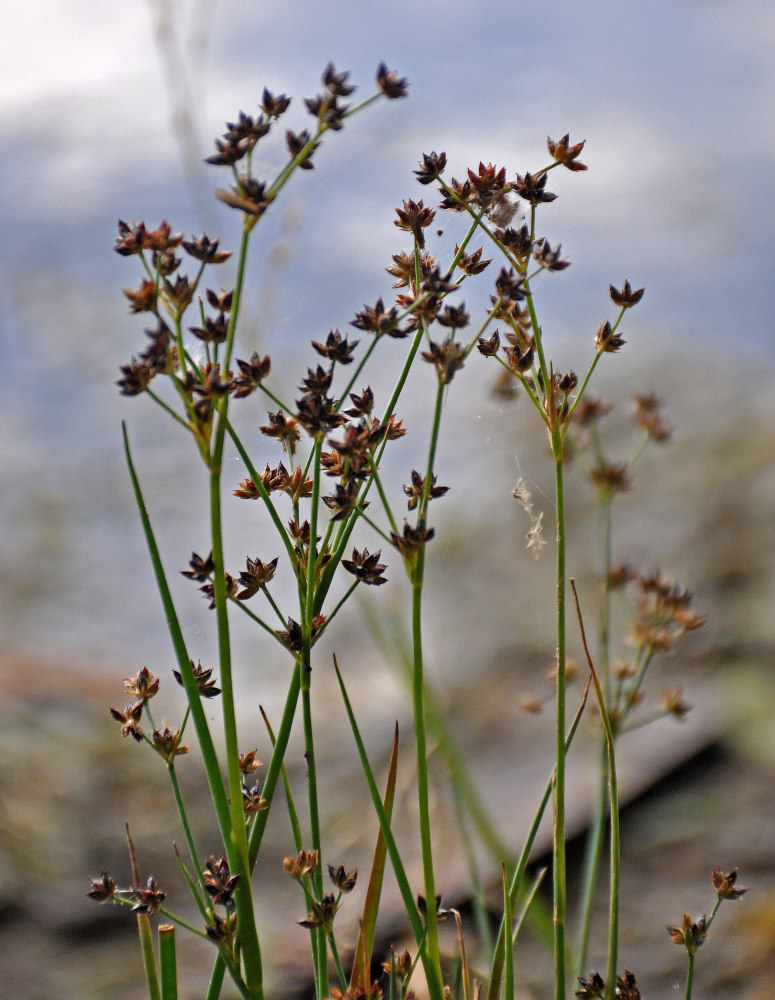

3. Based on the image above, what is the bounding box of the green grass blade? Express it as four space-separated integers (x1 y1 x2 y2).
349 721 400 993
122 425 232 845
332 656 427 952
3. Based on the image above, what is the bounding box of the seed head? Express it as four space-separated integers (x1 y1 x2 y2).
204 856 240 909
610 279 645 308
513 171 556 205
352 298 405 338
667 912 708 955
403 470 449 510
394 199 436 249
466 161 507 207
172 659 221 698
261 88 291 118
237 556 279 599
533 238 570 271
414 151 447 185
299 893 340 933
341 547 388 586
328 863 358 893
712 865 747 900
312 329 359 363
286 128 319 168
455 245 491 275
390 521 435 557
283 849 319 881
547 133 587 171
239 749 262 774
152 723 189 762
123 666 160 701
259 410 301 457
109 700 144 741
575 971 605 998
323 63 355 97
631 392 672 443
182 233 232 263
421 339 465 384
595 320 626 353
376 63 408 99
86 870 117 903
231 353 271 398
132 876 167 915
438 176 474 211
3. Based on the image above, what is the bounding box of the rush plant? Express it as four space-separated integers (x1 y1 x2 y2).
88 62 745 1000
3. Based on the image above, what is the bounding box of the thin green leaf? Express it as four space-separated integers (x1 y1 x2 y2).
122 424 231 842
332 656 427 952
349 721 400 993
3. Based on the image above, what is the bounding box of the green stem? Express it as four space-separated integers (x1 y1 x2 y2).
333 658 444 999
329 932 347 990
570 580 620 1000
166 762 208 912
574 756 608 977
208 464 263 997
248 663 302 866
137 913 161 1000
552 435 568 1000
259 706 304 851
205 955 226 1000
410 551 441 983
685 952 695 1000
502 865 514 1000
408 375 447 990
301 654 328 1000
159 924 178 1000
575 496 614 975
206 222 263 998
486 679 589 1000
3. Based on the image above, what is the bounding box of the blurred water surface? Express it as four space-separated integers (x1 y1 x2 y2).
3 0 774 668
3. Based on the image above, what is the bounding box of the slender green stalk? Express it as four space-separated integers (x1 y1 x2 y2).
301 664 328 1000
259 706 304 851
208 462 264 998
551 431 568 1000
406 374 448 988
137 913 162 1000
410 549 441 978
159 924 178 1000
248 663 302 865
502 865 515 1000
512 867 548 948
166 763 208 911
487 680 589 1000
173 847 210 924
571 580 620 1000
685 953 695 1000
198 212 266 998
205 955 226 1000
329 932 347 991
575 496 614 976
575 760 608 977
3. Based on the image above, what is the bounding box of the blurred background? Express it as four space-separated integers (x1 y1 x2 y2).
2 1 775 997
